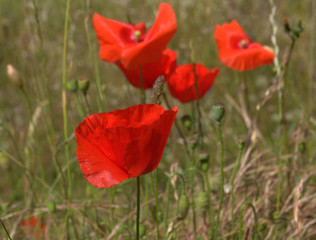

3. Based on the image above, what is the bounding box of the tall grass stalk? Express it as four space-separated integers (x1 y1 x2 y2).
61 0 72 238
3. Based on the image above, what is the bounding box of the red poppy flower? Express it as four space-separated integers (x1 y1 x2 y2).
21 216 47 239
75 104 178 188
214 20 275 71
116 49 177 89
167 64 220 103
93 3 177 70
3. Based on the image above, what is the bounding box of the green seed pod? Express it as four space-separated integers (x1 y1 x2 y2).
181 115 192 131
212 104 225 123
178 194 189 219
47 202 56 213
66 79 78 92
78 77 90 94
196 191 209 215
199 150 210 172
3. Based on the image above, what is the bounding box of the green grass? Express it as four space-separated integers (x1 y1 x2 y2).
1 0 316 239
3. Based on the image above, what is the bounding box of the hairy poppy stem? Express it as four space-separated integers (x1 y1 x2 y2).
190 150 198 239
0 218 12 240
214 122 224 240
136 176 141 240
238 202 258 240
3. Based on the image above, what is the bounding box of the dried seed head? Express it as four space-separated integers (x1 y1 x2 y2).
151 76 164 105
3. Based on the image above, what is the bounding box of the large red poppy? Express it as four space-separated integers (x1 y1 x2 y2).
93 3 177 70
116 49 177 89
75 104 178 188
167 64 220 103
21 216 47 239
214 20 275 71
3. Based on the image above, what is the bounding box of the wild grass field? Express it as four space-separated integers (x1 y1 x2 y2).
1 0 316 239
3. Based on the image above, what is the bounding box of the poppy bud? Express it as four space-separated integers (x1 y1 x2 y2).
181 115 192 131
212 104 225 123
46 202 56 213
283 17 291 33
7 64 23 88
291 21 303 39
178 194 189 219
237 138 246 150
196 191 209 215
78 77 90 94
199 150 210 172
66 79 78 92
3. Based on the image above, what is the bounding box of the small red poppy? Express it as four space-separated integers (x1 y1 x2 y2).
93 3 177 70
214 20 275 71
21 216 47 239
167 64 220 103
116 49 177 89
75 104 178 188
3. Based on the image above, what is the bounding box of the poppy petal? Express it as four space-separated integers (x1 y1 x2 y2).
214 20 275 71
121 3 177 69
116 49 177 89
93 13 137 63
167 64 220 103
75 104 177 188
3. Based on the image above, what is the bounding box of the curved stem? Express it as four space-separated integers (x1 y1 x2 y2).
214 122 224 240
239 201 258 240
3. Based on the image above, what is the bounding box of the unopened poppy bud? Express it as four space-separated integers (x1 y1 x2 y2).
196 191 209 215
178 194 189 219
237 138 246 150
7 64 23 88
188 136 198 150
66 79 78 92
291 21 303 39
46 202 56 213
199 150 210 172
78 77 90 94
212 104 225 123
181 115 192 130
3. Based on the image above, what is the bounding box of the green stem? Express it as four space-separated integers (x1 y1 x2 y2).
190 150 197 239
136 176 141 240
214 122 224 240
231 147 244 230
238 202 258 240
61 0 71 238
205 173 215 238
0 218 12 240
139 67 146 104
156 169 160 240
